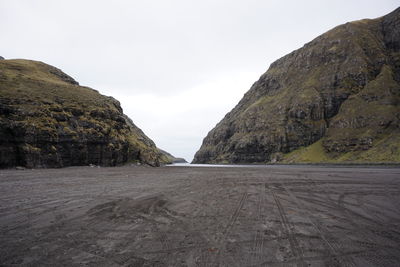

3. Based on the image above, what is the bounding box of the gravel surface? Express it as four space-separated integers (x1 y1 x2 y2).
1 165 400 266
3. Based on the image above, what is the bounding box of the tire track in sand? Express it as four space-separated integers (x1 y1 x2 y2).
206 191 249 267
265 183 307 267
250 183 265 266
281 182 356 267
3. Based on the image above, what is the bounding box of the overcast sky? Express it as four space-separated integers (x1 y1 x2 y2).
1 1 399 161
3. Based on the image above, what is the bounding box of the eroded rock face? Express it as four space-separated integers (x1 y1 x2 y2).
193 8 400 164
0 59 167 168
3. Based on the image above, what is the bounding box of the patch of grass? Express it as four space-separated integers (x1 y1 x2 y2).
282 131 400 164
282 140 331 163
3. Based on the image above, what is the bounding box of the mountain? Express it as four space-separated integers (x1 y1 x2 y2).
193 8 400 164
0 58 170 168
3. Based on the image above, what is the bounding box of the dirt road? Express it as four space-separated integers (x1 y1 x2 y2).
1 165 400 266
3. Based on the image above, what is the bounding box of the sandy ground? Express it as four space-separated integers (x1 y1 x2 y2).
0 165 400 266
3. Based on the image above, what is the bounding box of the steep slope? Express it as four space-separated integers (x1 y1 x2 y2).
0 59 169 168
193 8 400 164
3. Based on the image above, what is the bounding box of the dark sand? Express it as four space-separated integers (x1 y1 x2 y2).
1 165 400 266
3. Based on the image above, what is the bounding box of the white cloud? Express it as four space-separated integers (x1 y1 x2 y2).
105 71 258 161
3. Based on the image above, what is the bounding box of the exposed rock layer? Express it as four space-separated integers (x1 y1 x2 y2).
193 8 400 164
0 59 168 168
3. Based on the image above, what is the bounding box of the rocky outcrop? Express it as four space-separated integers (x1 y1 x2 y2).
0 59 169 168
158 149 188 163
193 8 400 164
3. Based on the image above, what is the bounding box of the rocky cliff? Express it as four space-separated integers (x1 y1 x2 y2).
0 59 169 168
193 8 400 164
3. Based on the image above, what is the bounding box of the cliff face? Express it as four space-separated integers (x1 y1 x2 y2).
0 59 168 168
193 8 400 164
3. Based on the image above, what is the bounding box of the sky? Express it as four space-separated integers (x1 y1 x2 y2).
1 0 399 162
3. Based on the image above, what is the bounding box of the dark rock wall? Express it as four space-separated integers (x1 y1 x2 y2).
1 106 132 168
